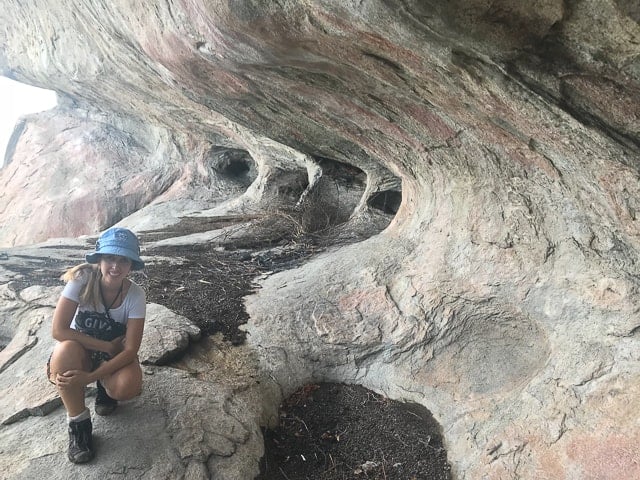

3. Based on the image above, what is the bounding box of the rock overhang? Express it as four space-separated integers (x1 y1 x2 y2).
0 1 639 479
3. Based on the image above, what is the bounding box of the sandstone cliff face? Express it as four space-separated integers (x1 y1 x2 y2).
1 1 639 479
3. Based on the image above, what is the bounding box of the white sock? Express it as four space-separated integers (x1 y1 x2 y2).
67 408 90 424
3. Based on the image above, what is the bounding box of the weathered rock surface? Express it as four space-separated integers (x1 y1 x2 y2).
1 0 639 479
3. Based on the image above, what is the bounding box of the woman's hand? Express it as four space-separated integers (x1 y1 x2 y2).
107 336 126 357
55 370 93 390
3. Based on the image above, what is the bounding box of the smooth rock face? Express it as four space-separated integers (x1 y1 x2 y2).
0 1 639 479
0 107 259 246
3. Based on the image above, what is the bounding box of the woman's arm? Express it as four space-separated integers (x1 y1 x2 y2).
52 296 119 355
87 317 145 382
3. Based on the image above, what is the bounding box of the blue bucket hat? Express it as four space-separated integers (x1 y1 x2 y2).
86 227 144 270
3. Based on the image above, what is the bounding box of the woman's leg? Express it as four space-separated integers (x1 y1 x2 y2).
50 341 95 463
100 358 143 401
48 340 91 417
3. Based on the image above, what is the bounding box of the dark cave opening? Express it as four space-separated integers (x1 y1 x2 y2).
224 157 251 177
368 190 402 214
210 147 257 186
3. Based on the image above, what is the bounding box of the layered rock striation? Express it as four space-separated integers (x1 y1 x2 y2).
1 1 639 478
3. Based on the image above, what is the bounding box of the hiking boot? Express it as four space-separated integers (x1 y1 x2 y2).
68 417 94 464
95 381 117 416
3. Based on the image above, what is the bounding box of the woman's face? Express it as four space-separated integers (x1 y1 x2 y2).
99 254 132 286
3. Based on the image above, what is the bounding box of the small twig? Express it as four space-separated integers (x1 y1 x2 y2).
336 426 349 440
293 415 310 433
394 432 409 448
278 467 291 480
323 453 338 474
378 449 388 480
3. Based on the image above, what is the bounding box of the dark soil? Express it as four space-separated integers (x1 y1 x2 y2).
258 383 451 480
135 244 262 345
1 217 451 479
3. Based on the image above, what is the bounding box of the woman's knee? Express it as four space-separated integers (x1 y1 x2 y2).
111 380 142 401
50 340 90 367
106 364 142 400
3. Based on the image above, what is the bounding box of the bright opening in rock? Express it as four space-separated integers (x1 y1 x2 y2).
0 77 57 167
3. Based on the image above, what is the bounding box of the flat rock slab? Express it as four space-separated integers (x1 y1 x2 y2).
0 280 265 479
0 366 263 480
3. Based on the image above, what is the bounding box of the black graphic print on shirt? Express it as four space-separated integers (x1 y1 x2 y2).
75 310 126 342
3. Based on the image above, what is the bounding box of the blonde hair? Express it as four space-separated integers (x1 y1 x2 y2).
61 263 103 309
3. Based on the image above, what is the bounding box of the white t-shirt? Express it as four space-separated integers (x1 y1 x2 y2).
62 273 146 336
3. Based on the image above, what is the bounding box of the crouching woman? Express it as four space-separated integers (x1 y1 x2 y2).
48 227 146 463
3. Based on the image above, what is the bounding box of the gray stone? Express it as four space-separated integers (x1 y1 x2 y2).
0 0 639 478
138 303 202 366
